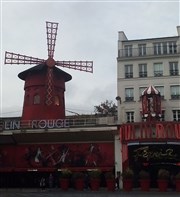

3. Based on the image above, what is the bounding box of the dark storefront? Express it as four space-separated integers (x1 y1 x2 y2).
0 141 115 188
128 143 180 187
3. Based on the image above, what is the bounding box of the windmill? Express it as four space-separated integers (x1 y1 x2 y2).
4 21 93 121
141 85 162 122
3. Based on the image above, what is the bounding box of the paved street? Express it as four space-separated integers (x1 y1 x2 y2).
0 188 179 197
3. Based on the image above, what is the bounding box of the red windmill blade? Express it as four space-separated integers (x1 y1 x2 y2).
4 51 45 65
56 60 93 73
4 21 93 106
46 21 58 59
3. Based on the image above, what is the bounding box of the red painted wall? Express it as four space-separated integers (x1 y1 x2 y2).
20 66 69 121
0 143 114 171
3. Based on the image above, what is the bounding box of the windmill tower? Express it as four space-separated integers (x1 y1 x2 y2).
5 21 93 121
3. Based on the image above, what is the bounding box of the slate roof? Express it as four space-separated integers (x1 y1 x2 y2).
18 64 72 82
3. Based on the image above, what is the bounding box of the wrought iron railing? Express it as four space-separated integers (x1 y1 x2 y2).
118 45 180 59
170 70 179 76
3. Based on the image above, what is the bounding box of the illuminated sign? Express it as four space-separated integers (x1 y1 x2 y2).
128 144 180 163
133 146 178 161
120 122 180 140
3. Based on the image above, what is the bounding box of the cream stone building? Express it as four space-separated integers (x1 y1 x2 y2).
117 26 180 124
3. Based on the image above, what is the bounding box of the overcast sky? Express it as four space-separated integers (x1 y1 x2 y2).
0 0 179 117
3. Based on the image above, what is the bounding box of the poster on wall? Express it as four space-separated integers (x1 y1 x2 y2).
0 143 114 170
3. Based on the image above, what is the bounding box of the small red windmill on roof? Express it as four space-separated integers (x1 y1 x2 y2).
4 21 93 121
141 85 162 121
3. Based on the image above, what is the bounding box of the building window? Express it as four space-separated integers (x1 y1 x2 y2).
172 110 180 121
33 94 40 104
170 85 180 99
162 42 177 54
125 64 133 78
126 111 134 123
169 41 177 54
154 63 163 77
162 42 168 54
154 41 177 55
169 62 179 76
154 43 162 55
138 44 146 56
54 96 60 106
125 88 134 101
155 86 164 99
139 64 147 77
124 45 132 57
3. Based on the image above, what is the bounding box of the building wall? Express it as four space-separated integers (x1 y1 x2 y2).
117 26 180 123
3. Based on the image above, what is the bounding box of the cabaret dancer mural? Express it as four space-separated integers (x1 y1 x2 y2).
0 143 114 170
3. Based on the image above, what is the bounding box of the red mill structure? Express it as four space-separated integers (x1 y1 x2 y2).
18 65 72 121
4 21 93 122
1 21 118 189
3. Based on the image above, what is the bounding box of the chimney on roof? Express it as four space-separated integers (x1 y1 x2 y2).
118 31 128 41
